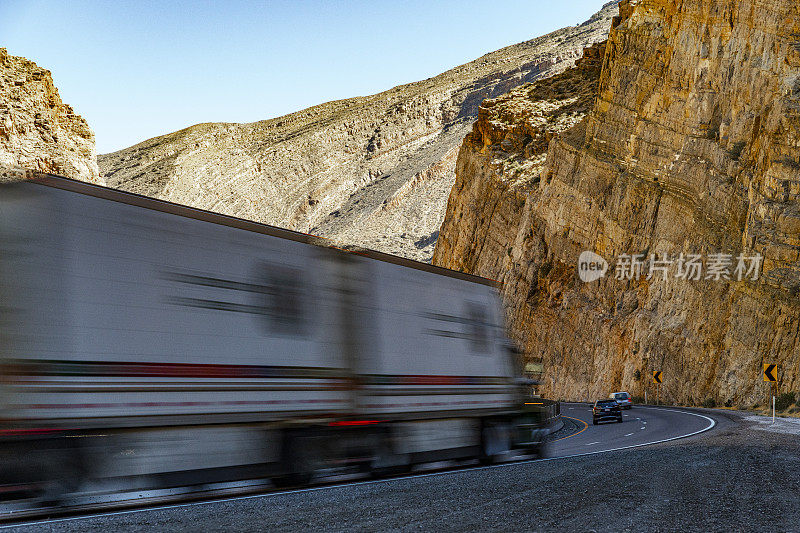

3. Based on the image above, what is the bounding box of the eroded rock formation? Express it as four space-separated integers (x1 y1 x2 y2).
99 3 618 261
434 0 800 406
0 48 100 184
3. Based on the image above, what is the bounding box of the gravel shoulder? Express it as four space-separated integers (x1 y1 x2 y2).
741 412 800 435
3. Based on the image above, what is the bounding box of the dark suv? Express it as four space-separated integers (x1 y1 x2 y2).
592 399 623 425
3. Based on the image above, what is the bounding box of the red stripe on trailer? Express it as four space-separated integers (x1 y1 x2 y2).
0 427 63 436
328 420 385 427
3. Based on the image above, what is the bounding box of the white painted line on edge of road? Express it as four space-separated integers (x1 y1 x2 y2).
2 407 717 530
624 433 634 437
586 441 600 446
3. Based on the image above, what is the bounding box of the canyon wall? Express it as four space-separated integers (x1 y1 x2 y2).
434 0 800 406
99 3 617 262
0 48 100 184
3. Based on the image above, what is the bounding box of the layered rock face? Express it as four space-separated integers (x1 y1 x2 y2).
434 0 800 406
0 48 100 184
99 2 617 262
434 42 607 278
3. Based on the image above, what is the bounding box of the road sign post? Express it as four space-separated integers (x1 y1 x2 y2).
651 371 662 405
763 363 777 423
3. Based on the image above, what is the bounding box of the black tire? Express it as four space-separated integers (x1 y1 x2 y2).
592 419 598 425
271 430 319 488
370 462 411 479
369 429 410 479
617 417 623 423
37 437 89 505
526 440 548 459
479 420 509 465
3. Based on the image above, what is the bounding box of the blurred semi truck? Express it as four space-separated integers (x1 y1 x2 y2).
0 174 548 498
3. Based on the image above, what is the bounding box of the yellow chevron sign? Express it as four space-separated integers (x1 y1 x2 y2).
652 371 662 384
763 363 777 382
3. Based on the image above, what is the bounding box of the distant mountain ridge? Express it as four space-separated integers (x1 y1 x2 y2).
99 2 618 261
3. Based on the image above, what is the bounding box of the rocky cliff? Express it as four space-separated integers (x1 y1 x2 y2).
434 0 800 406
0 48 100 184
99 3 617 262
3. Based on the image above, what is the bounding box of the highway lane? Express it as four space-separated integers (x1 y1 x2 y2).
2 403 721 531
548 403 715 458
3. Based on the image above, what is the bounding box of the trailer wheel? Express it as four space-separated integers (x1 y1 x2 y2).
522 428 548 459
526 440 548 459
37 437 89 505
369 428 410 479
479 420 510 465
271 430 321 488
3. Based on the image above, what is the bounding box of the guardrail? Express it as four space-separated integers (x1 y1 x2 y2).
531 398 563 435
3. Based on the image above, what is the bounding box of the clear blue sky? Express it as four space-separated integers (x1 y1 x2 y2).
1 1 609 154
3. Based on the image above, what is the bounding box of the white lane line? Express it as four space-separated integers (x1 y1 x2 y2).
624 432 634 437
586 441 600 446
3 407 716 529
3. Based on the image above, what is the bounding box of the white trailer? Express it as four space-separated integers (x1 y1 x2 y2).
0 174 541 494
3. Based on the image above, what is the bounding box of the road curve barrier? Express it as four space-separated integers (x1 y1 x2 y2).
533 398 563 435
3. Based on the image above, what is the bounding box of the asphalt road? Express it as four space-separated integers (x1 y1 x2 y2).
12 404 793 532
548 403 714 457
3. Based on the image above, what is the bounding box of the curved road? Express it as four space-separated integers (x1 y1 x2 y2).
1 403 719 531
547 402 715 458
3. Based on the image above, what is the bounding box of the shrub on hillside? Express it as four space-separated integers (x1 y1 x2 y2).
775 392 796 411
702 397 716 408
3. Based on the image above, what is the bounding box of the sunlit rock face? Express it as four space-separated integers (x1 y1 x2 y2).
434 0 800 406
0 48 101 184
98 3 617 262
